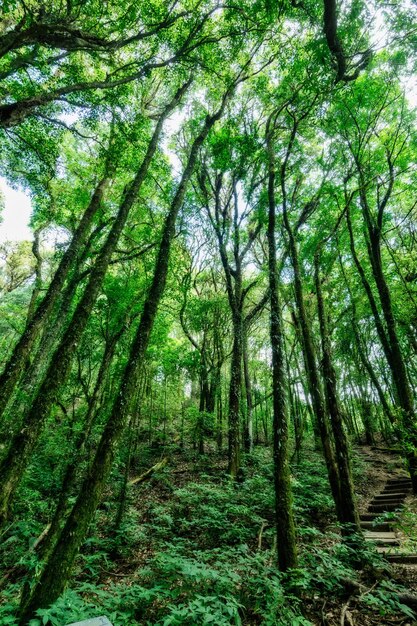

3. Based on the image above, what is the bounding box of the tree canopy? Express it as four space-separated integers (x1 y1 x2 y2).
1 1 417 625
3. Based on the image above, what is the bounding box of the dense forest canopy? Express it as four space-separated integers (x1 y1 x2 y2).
1 1 417 624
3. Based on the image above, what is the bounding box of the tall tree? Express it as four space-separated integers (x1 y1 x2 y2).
19 78 237 623
266 111 298 570
0 80 191 524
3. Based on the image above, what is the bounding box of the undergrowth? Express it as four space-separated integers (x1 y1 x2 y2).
0 447 414 625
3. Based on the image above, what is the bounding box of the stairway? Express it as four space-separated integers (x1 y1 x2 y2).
359 469 414 562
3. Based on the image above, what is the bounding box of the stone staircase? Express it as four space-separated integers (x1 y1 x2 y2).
357 451 416 564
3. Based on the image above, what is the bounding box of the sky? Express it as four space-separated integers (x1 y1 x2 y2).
0 106 184 246
0 177 32 243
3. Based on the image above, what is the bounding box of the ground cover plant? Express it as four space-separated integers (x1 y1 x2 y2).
1 1 417 624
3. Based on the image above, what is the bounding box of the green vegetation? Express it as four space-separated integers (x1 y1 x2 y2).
1 448 414 625
1 1 417 624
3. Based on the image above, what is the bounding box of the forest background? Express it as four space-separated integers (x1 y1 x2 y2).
1 1 417 624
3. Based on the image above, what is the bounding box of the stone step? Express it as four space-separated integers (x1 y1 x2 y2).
364 531 397 539
368 503 403 513
360 521 393 532
365 460 386 466
381 553 417 564
361 520 397 528
360 513 398 522
371 447 402 454
373 493 406 500
385 484 411 490
386 473 411 479
369 498 404 505
386 477 411 485
370 496 404 503
364 531 400 546
364 533 400 547
384 482 408 487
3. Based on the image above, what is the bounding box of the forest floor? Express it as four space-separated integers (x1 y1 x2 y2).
145 443 417 625
99 442 417 626
3 441 417 625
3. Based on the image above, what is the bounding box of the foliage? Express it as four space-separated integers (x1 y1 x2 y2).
1 1 417 625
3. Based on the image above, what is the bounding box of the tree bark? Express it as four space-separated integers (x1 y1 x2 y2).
38 322 125 563
348 172 417 489
0 83 189 525
0 172 111 421
18 84 233 623
228 312 243 477
25 229 43 325
1 262 84 442
314 252 360 531
242 326 254 453
280 124 343 523
266 123 297 570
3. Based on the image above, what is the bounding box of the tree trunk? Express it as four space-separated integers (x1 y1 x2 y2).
0 84 188 526
18 84 232 623
367 227 417 488
0 172 112 420
348 194 417 489
338 249 396 428
228 315 243 478
314 252 360 531
38 324 124 562
1 264 81 442
25 229 43 325
198 360 207 455
216 376 223 452
242 327 254 453
284 221 343 521
266 126 297 570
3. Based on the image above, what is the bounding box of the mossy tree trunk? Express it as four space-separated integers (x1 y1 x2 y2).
280 117 343 523
0 169 112 421
347 156 417 489
25 228 43 325
203 175 262 478
38 321 127 563
314 251 360 532
228 310 243 478
365 218 417 487
0 84 189 526
242 326 254 453
18 83 234 623
338 250 396 429
266 121 297 570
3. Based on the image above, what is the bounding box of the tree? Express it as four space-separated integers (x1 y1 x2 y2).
0 78 191 525
266 111 298 570
19 75 237 623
